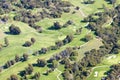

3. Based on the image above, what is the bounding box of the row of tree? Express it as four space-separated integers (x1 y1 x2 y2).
4 53 28 69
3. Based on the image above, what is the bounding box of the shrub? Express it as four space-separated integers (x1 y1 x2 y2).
23 41 32 47
37 59 47 67
8 74 18 80
23 53 29 61
31 38 36 44
53 22 62 30
9 24 21 35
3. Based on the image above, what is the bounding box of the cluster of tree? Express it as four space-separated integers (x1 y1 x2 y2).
4 53 29 69
37 59 47 67
83 0 95 4
50 20 74 30
25 64 33 75
32 72 40 80
13 0 73 31
9 24 21 35
103 63 120 80
32 34 73 55
83 34 93 42
0 37 9 49
0 1 15 15
17 64 41 80
7 74 18 80
17 0 72 10
48 47 78 66
23 38 36 47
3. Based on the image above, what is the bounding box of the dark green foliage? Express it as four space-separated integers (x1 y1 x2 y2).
33 72 40 80
55 40 63 48
83 0 95 4
53 22 62 30
23 41 32 47
25 64 33 75
31 38 36 44
10 60 15 65
37 59 46 67
8 74 18 80
63 20 73 27
63 34 73 44
40 48 48 54
15 55 20 62
23 53 28 61
9 24 21 35
4 37 9 47
5 61 11 68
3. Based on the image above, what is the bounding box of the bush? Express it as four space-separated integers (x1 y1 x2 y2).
55 40 63 48
53 22 62 30
40 48 48 54
9 24 21 35
84 34 93 42
25 64 33 75
23 53 29 61
37 59 47 67
8 74 18 80
31 38 36 44
23 41 32 47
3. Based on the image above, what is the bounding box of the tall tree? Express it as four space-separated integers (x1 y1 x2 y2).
8 74 18 80
15 55 20 62
4 37 9 47
23 53 29 61
37 59 46 67
25 64 34 75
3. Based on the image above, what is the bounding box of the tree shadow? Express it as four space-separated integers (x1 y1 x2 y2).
18 70 26 77
47 26 56 30
80 38 87 42
4 32 11 35
47 63 53 68
32 63 37 67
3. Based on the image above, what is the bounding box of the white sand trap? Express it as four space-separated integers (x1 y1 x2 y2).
73 26 76 31
94 71 98 77
107 55 116 60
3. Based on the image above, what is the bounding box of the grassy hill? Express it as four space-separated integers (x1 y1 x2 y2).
0 0 120 80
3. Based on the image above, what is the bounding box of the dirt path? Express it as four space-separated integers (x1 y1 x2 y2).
79 8 87 17
55 68 62 80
